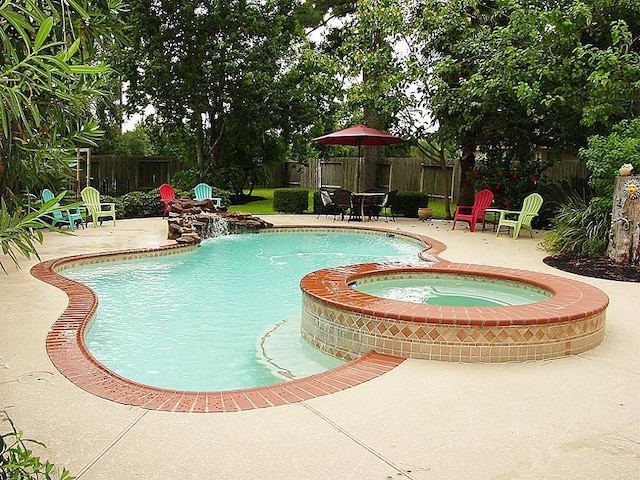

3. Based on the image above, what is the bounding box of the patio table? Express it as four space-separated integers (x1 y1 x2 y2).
351 192 385 222
482 208 503 232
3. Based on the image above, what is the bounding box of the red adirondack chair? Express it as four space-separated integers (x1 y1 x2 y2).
159 183 176 218
452 189 494 232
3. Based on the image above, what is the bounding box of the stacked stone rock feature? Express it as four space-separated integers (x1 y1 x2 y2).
166 198 273 244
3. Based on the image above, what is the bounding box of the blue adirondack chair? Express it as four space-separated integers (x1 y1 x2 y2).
41 189 84 231
193 183 222 207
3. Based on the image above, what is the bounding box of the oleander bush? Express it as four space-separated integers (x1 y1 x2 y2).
0 412 74 479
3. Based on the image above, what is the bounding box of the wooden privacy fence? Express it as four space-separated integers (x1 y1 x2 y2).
271 157 459 199
77 151 587 199
267 153 588 200
71 155 178 197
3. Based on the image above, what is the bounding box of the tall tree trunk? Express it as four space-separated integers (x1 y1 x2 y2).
360 31 384 192
458 140 476 207
194 111 204 168
208 114 224 170
608 175 640 265
360 144 383 191
438 143 452 219
361 99 384 191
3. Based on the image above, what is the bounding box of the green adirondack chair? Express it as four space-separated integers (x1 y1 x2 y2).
41 189 84 231
81 186 116 227
496 193 543 239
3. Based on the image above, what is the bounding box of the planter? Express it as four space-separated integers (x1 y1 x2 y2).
418 207 433 221
619 163 634 176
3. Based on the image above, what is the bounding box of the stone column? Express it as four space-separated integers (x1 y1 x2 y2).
608 175 640 265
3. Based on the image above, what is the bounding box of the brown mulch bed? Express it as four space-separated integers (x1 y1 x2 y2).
543 254 640 283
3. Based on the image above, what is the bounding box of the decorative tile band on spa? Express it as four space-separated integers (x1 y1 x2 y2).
31 229 413 413
300 262 609 362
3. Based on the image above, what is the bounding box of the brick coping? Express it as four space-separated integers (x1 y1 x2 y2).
32 226 608 411
300 263 609 327
32 226 440 412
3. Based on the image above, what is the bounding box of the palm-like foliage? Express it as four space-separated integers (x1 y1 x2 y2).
542 195 611 256
0 192 70 273
1 411 74 479
0 0 127 204
0 0 127 270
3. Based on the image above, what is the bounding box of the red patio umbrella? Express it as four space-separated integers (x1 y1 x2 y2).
313 124 404 191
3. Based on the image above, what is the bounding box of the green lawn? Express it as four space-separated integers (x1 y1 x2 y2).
228 188 455 219
227 188 278 215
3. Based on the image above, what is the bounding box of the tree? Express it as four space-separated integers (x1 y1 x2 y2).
309 0 418 190
416 0 640 205
115 123 154 156
581 118 640 200
123 0 341 192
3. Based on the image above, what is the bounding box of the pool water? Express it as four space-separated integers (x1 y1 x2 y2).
353 277 550 307
64 231 424 391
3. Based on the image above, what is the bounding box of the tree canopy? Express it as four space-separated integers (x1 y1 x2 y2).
121 0 346 193
415 0 640 205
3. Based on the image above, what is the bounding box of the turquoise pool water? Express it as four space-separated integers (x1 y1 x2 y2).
353 277 550 307
64 231 424 391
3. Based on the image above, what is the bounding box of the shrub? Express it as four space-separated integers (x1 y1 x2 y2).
1 412 74 479
96 187 234 220
114 191 164 218
470 152 547 210
171 168 202 191
196 187 233 208
393 191 430 218
273 188 309 213
541 195 611 256
581 118 640 199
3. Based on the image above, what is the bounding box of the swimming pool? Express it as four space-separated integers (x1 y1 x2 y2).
62 231 426 391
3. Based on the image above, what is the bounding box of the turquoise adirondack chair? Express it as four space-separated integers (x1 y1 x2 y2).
496 193 544 239
81 186 116 227
41 189 84 231
193 183 222 207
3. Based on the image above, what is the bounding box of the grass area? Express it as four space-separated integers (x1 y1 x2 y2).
227 188 278 215
229 188 455 219
427 200 454 220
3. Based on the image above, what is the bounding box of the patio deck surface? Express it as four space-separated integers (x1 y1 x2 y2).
1 215 638 479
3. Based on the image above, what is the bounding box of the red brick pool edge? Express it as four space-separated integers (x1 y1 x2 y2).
31 233 423 413
31 227 608 412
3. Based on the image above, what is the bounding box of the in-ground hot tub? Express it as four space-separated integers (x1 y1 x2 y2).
300 263 608 362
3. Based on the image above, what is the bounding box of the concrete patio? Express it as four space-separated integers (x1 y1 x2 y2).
1 216 638 479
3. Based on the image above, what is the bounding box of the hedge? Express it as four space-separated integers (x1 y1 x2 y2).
273 188 309 214
391 191 430 218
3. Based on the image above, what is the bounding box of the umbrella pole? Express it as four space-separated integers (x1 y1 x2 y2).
356 143 362 192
